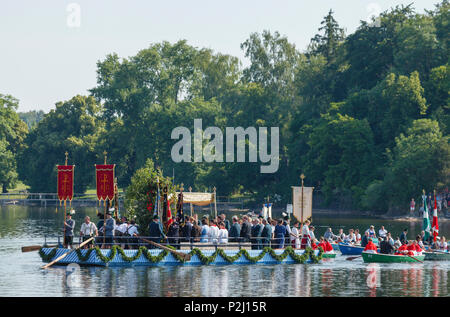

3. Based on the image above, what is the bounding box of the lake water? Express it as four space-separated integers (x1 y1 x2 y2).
0 205 449 297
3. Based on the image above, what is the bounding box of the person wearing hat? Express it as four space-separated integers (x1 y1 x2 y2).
64 212 75 249
103 210 116 249
148 215 166 247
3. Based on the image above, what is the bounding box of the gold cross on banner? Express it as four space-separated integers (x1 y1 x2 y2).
62 174 70 193
101 174 109 192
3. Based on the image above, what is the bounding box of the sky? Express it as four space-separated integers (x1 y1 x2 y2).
0 0 440 113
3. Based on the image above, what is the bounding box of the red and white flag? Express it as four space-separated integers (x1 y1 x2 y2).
432 193 439 242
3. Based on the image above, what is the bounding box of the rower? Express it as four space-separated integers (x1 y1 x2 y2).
406 240 417 256
395 242 408 255
363 238 378 254
64 212 75 249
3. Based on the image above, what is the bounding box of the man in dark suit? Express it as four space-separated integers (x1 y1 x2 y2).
240 215 251 242
167 216 180 249
220 214 231 231
229 216 241 242
261 219 272 248
399 228 408 245
148 215 166 247
251 218 264 250
181 215 193 243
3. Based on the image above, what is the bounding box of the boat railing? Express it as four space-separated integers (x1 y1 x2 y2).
42 235 295 251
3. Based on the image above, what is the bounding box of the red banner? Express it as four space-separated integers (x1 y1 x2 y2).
95 164 115 201
57 165 74 201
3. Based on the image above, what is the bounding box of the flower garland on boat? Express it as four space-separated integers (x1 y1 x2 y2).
39 246 322 264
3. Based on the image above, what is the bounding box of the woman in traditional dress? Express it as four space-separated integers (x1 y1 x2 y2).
300 219 311 249
200 218 210 243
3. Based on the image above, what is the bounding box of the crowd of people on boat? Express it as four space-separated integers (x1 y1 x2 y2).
62 210 448 255
62 210 335 252
328 225 449 256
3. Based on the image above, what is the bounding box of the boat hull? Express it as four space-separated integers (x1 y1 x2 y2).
362 252 425 263
321 252 336 259
424 251 450 261
338 244 365 255
39 247 323 267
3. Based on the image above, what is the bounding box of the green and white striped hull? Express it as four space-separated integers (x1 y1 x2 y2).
362 252 425 263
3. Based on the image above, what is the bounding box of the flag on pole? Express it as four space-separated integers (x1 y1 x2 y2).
154 182 160 217
422 193 431 241
432 192 439 242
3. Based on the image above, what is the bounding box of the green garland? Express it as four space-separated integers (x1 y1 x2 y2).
39 246 322 265
38 247 57 262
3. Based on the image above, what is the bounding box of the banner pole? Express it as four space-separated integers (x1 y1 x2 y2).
301 174 305 223
63 199 67 247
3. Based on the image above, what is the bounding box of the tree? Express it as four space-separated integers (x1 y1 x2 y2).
0 94 28 192
124 159 176 236
309 9 345 64
383 119 450 212
304 106 377 206
345 5 415 89
18 95 104 193
18 110 46 130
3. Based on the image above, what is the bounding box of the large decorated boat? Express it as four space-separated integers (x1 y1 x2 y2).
39 245 323 267
362 252 425 263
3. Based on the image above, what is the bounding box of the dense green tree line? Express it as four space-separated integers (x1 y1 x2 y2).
1 2 448 213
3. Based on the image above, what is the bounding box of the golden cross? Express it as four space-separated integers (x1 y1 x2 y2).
103 151 107 164
62 174 69 193
101 174 109 191
65 151 69 165
180 183 184 192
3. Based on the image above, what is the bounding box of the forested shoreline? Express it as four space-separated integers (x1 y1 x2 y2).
1 2 449 214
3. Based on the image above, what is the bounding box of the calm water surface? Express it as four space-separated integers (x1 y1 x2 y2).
0 205 449 297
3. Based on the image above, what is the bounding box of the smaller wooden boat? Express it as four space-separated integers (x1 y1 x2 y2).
338 243 365 255
321 252 336 259
424 251 450 261
362 252 425 263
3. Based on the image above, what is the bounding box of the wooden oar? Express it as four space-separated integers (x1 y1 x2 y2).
140 238 191 262
346 256 361 261
41 237 94 269
407 255 424 263
22 245 57 253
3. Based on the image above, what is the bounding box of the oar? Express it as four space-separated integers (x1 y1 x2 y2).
140 238 191 262
41 237 94 269
346 256 361 261
22 245 57 253
407 255 423 263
